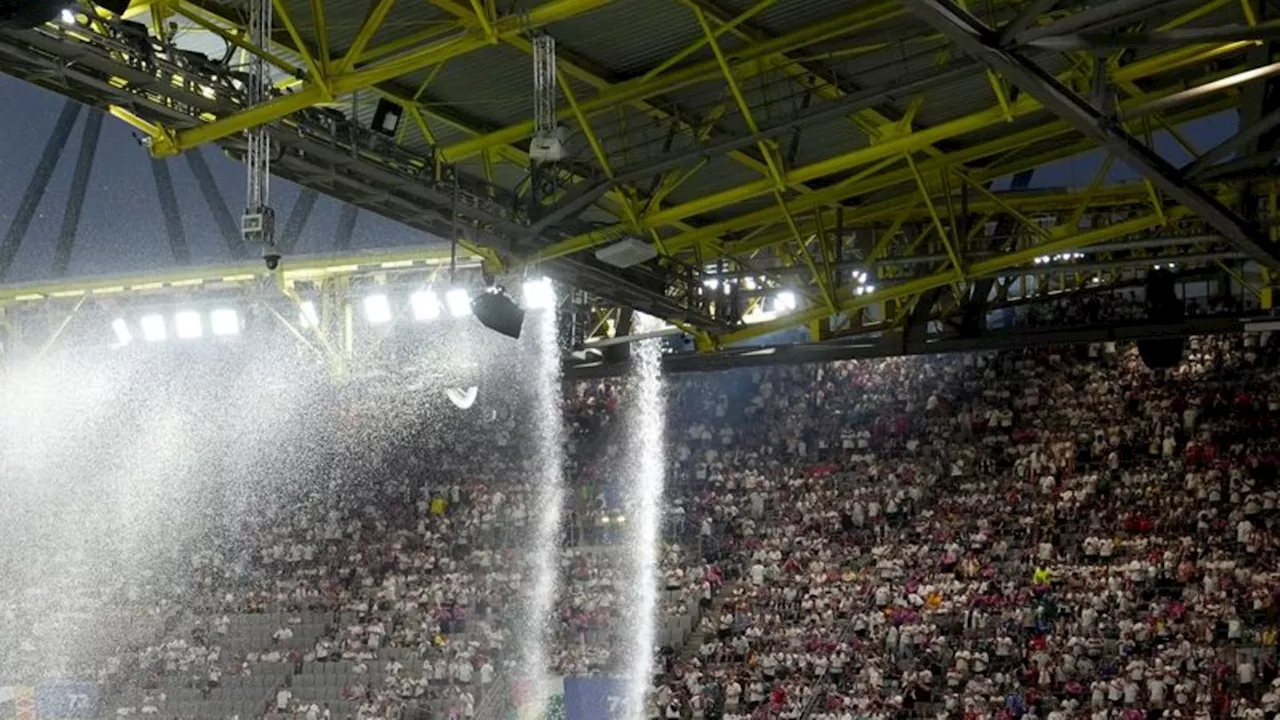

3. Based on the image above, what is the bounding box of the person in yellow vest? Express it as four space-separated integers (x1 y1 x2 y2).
1033 567 1051 586
430 495 447 516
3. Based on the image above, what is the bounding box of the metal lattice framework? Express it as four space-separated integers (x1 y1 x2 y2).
0 0 1278 360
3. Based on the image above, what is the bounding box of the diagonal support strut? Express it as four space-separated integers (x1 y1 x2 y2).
897 0 1280 269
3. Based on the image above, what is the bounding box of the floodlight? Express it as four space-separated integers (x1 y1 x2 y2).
522 277 555 310
175 310 203 339
140 314 167 342
410 290 441 322
865 284 876 294
111 318 132 346
299 301 319 328
210 309 240 337
446 288 472 317
776 291 797 312
60 9 76 24
363 294 392 324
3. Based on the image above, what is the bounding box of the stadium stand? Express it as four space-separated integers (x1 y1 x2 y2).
5 329 1280 720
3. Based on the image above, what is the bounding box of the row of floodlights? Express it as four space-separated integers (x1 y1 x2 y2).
1033 253 1086 265
112 309 242 345
349 278 555 326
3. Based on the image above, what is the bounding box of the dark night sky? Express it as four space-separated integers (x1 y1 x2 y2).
0 73 1243 284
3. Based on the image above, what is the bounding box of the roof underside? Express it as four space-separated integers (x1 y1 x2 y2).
0 0 1272 348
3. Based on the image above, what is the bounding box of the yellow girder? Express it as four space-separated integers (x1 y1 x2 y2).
146 0 621 156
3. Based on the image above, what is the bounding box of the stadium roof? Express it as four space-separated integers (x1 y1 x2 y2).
0 0 1275 356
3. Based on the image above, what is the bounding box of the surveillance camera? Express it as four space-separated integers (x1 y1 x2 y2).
263 250 281 271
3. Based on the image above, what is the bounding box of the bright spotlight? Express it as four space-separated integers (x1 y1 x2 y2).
446 288 472 317
111 318 132 346
139 314 167 343
865 284 876 294
299 301 319 328
175 310 203 339
363 294 392 324
776 291 797 312
410 290 441 321
523 277 555 310
59 8 75 24
210 308 240 337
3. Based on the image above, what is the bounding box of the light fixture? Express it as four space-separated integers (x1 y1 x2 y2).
446 288 472 317
175 310 203 339
522 277 555 310
299 301 319 328
410 290 441 321
210 308 240 337
59 8 75 24
744 277 758 291
865 284 876 294
111 318 132 346
139 314 167 342
776 291 797 312
363 294 392 324
703 278 719 291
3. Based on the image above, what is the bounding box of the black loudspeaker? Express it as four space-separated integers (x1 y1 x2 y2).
0 0 61 28
371 99 403 137
1137 269 1185 369
472 291 525 340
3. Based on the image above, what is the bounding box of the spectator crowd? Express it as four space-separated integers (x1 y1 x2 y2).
4 331 1280 720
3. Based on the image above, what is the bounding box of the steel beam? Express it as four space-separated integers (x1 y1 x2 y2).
150 0 619 156
528 63 976 246
53 108 105 277
332 204 360 250
149 158 191 265
423 0 794 193
1012 0 1191 45
0 101 80 280
1028 24 1280 50
543 60 1242 258
279 189 319 254
999 0 1060 45
898 0 1280 269
184 147 247 258
441 1 907 161
714 210 1173 346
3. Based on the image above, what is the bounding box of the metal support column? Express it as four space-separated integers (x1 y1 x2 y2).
53 109 105 277
185 147 247 258
150 158 191 265
899 0 1280 269
332 204 360 250
278 189 318 254
0 101 80 279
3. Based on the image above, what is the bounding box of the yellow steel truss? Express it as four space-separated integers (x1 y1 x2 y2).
22 0 1273 353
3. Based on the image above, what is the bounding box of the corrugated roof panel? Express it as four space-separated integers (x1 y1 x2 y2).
715 0 863 37
664 155 767 208
363 1 458 53
546 0 705 78
791 115 871 169
407 43 534 129
909 70 1000 129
